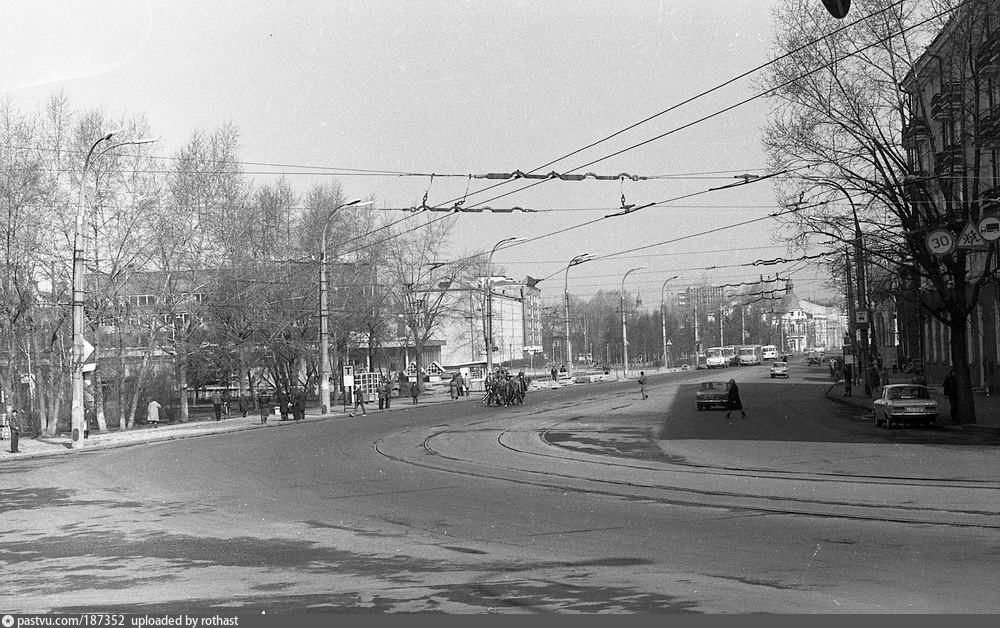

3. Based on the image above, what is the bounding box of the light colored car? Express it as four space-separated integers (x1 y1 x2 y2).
770 361 789 378
696 381 730 410
873 384 938 428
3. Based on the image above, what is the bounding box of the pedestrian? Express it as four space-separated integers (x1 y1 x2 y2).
383 377 393 409
551 366 558 381
638 371 648 400
449 373 459 400
221 389 231 419
147 399 162 428
238 393 250 417
843 364 853 397
942 368 958 423
410 380 420 404
378 377 388 410
724 378 746 419
211 389 223 421
258 390 271 424
277 390 289 421
292 388 306 421
351 383 368 416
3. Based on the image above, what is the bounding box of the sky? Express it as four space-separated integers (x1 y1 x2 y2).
0 0 843 307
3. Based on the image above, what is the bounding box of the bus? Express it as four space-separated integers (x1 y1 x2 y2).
705 347 728 368
738 345 762 366
722 345 738 366
762 345 778 361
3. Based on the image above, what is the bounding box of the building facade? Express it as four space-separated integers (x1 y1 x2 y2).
900 1 1000 389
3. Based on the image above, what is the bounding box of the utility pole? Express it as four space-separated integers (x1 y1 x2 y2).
694 301 700 369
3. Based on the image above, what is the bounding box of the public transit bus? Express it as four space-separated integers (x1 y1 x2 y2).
738 345 762 366
722 345 738 366
762 345 778 360
705 346 728 369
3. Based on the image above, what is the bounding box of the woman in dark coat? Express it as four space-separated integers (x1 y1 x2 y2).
725 378 746 419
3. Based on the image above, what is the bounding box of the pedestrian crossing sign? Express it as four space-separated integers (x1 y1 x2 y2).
956 220 987 249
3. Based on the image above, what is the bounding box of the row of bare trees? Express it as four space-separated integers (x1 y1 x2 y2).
1 93 486 436
759 0 999 423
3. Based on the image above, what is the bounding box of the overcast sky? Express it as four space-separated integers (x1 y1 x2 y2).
1 0 843 305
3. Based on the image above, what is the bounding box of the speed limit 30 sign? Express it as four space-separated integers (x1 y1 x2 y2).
926 228 956 256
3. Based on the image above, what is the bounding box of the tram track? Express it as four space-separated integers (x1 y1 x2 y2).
373 412 1000 531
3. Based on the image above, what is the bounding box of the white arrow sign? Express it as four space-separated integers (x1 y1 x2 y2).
81 336 95 362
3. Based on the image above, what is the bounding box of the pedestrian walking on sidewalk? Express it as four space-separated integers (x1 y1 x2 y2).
277 390 290 421
350 383 367 417
238 393 250 417
638 371 648 400
943 368 959 423
211 389 223 421
146 399 162 428
292 388 306 421
410 380 420 404
258 391 271 424
383 377 394 409
724 378 746 419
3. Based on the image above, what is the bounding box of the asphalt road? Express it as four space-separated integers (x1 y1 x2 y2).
2 362 999 613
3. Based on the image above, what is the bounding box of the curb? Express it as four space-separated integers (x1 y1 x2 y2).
0 391 470 462
824 380 1000 436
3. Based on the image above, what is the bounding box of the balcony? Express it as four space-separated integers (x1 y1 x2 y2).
902 117 931 148
931 85 963 120
980 186 1000 214
934 144 967 177
977 33 1000 76
980 110 1000 147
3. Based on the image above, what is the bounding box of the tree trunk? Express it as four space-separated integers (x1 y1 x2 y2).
92 341 110 432
947 310 977 425
177 357 189 422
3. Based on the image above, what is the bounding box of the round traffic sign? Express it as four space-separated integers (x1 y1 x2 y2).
979 216 1000 241
926 228 956 256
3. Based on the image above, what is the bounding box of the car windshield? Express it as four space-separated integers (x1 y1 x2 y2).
890 386 929 400
700 382 727 390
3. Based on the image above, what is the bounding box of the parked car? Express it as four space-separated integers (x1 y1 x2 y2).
873 384 938 428
696 381 731 410
770 361 789 378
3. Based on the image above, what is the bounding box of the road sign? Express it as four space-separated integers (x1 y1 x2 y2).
979 216 1000 241
855 311 869 326
926 228 955 256
956 220 987 249
81 336 95 362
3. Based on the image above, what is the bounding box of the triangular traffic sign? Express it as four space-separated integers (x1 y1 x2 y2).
956 220 988 249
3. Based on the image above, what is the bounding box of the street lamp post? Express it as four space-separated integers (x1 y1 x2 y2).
72 131 157 449
660 275 679 369
825 180 870 395
620 266 645 378
564 254 592 375
319 198 367 414
485 237 523 376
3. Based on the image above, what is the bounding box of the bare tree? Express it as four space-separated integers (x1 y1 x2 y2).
383 215 463 390
760 0 996 422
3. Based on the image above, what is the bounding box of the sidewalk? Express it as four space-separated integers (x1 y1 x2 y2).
0 387 460 462
825 371 1000 436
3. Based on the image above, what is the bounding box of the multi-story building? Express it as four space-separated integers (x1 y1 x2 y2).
436 275 543 373
900 1 1000 389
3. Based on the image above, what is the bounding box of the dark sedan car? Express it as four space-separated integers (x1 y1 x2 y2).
696 381 731 411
